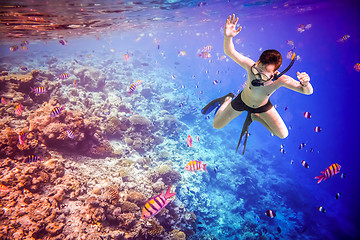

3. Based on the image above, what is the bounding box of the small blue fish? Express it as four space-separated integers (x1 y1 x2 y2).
50 106 65 117
20 66 28 71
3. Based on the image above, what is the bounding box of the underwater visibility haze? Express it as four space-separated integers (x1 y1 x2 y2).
0 0 359 239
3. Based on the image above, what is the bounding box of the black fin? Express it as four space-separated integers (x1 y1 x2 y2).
201 93 234 115
236 112 253 154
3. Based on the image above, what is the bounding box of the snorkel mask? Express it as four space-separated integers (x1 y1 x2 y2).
251 52 296 87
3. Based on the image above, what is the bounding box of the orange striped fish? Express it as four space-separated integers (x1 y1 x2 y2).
141 186 176 219
184 160 207 173
315 163 341 184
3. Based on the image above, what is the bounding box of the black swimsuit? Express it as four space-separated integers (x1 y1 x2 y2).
231 91 273 113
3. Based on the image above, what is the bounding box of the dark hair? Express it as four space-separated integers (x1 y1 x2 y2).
259 49 282 71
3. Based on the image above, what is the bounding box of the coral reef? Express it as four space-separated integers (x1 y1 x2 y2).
0 158 68 239
73 66 106 92
170 229 186 240
147 219 164 237
0 71 119 160
0 55 194 240
150 164 182 186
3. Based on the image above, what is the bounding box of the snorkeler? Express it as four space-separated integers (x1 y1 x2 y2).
202 14 313 154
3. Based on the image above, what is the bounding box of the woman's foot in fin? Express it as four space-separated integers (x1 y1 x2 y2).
201 93 234 115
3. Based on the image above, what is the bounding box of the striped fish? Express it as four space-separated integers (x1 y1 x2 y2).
20 40 29 46
265 209 276 218
24 155 40 163
315 163 341 184
141 186 176 219
15 103 24 116
31 86 47 95
128 80 143 94
184 160 207 173
18 131 26 145
10 45 19 52
59 73 70 80
201 45 213 53
50 106 65 117
128 83 137 94
59 39 67 45
66 129 74 139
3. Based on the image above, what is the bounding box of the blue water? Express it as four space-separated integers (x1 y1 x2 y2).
1 0 359 239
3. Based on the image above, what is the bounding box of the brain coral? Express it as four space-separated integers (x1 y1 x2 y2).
170 229 186 240
129 114 152 128
152 165 182 185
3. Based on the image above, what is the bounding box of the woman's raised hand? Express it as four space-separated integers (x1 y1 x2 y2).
224 14 242 38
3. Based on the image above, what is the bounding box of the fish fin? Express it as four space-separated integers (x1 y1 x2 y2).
236 112 253 154
163 200 171 209
203 164 208 172
164 186 176 199
315 174 324 184
201 93 234 115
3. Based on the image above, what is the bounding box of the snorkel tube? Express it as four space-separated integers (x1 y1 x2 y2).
273 52 296 80
251 52 296 87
